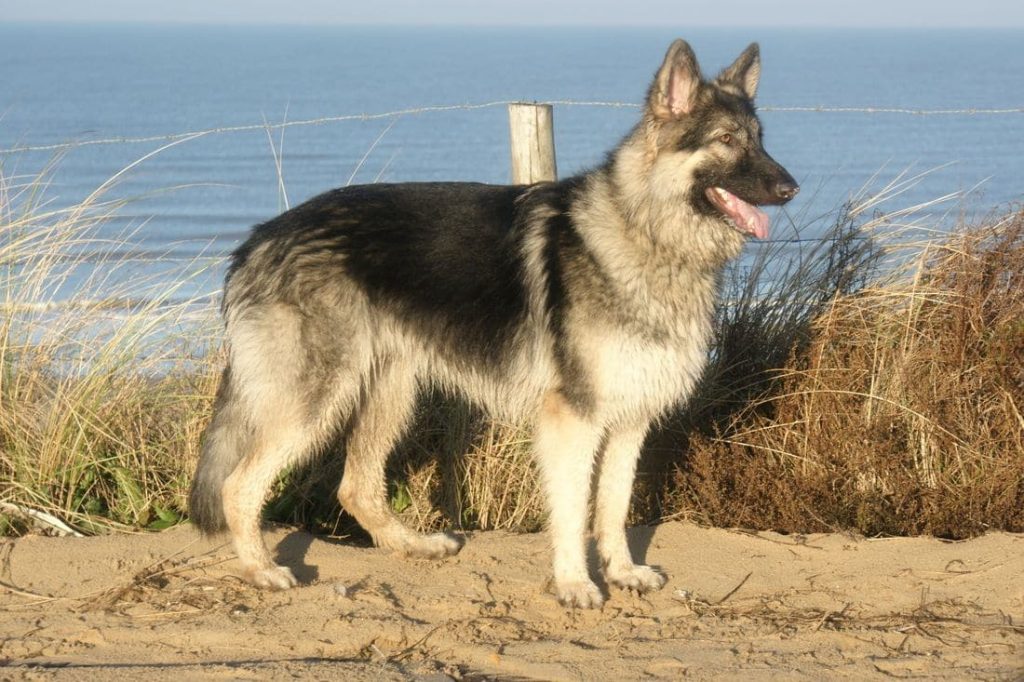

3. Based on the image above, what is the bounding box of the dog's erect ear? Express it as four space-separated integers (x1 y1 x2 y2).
649 39 702 120
718 42 761 99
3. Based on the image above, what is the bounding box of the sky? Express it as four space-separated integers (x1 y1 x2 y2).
2 0 1023 28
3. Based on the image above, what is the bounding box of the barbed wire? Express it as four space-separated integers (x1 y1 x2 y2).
765 105 1024 115
0 101 505 155
1 99 1021 155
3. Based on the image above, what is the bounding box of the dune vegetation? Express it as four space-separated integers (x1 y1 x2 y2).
1 161 1021 540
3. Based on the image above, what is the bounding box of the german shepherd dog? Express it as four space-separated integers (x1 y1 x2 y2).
190 39 797 608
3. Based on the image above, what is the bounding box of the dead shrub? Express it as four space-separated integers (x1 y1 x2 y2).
667 211 1024 538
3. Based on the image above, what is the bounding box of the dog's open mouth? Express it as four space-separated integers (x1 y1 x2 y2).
705 187 770 240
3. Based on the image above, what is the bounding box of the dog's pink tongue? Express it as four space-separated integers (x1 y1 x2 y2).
733 197 770 240
716 188 770 239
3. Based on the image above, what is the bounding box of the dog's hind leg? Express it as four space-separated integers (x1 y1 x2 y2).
593 422 666 593
534 391 605 608
337 358 462 559
219 304 352 589
221 419 322 589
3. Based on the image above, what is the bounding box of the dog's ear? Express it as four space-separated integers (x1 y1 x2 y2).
718 42 761 99
648 39 702 120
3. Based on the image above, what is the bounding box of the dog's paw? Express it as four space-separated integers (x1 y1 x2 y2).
244 564 298 590
606 563 666 593
554 579 605 609
401 532 464 560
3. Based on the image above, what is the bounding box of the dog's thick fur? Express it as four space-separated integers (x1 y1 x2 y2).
190 39 797 608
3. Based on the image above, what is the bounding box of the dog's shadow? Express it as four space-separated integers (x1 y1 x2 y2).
586 524 663 589
271 527 468 587
271 524 659 592
271 529 329 585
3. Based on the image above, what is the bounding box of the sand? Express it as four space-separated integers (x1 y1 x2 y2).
1 522 1022 680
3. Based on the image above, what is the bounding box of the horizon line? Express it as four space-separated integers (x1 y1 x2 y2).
3 20 1021 30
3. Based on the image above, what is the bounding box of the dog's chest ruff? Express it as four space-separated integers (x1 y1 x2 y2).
586 320 711 420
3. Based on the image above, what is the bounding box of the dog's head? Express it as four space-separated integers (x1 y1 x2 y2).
641 39 798 240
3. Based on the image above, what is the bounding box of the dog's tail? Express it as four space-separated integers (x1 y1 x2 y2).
188 366 249 534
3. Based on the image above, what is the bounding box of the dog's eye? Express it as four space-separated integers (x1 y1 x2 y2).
718 133 733 145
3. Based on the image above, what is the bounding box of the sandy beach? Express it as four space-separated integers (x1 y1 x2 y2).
1 521 1021 680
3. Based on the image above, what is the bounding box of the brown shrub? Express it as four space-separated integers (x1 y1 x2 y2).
667 211 1024 538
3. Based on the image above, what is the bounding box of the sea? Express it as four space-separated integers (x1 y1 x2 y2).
1 23 1023 307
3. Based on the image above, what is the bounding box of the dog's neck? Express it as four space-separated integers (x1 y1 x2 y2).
598 130 746 272
559 176 727 338
606 130 745 269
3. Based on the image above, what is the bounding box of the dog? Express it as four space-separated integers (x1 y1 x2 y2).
189 39 797 608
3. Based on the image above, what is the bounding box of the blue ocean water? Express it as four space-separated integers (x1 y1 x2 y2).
1 24 1022 303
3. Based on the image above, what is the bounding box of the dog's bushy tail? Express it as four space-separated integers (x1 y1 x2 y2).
189 366 249 534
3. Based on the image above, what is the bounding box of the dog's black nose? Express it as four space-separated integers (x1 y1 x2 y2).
775 182 800 201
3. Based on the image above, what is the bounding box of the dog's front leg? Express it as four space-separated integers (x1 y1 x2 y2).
533 391 604 608
594 422 666 593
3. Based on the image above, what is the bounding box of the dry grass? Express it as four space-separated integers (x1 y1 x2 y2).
667 210 1024 538
0 157 219 535
1 158 1021 541
266 395 545 537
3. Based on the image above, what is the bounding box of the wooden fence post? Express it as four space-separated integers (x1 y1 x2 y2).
508 102 557 184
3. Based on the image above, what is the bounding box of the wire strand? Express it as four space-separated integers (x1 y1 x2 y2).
2 100 1021 155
